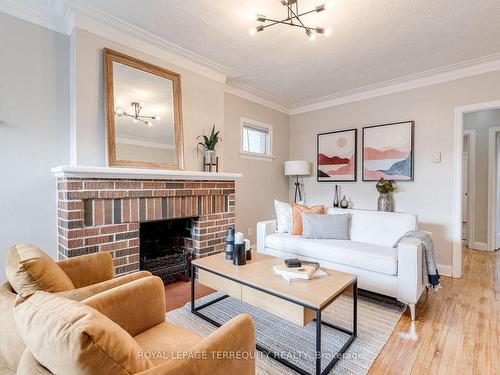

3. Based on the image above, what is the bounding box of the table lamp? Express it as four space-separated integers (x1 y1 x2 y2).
284 160 311 203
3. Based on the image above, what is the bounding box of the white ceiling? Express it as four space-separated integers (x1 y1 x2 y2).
74 0 500 107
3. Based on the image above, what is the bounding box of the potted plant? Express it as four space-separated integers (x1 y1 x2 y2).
376 177 396 212
197 125 221 167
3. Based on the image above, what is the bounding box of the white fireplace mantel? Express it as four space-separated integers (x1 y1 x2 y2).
51 166 242 181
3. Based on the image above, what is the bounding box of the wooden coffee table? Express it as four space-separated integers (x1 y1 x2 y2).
191 252 357 375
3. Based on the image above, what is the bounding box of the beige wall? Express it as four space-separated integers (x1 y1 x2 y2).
71 28 225 171
290 71 500 268
224 93 290 244
0 14 70 282
69 28 292 245
464 109 500 246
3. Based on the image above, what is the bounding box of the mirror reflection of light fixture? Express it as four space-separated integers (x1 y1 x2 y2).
115 101 160 127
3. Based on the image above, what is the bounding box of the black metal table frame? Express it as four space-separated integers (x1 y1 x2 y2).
190 264 357 375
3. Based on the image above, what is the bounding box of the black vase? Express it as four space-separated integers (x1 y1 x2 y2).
233 244 246 266
225 228 235 260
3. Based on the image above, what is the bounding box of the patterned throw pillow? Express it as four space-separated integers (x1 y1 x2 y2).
291 203 325 235
274 199 293 233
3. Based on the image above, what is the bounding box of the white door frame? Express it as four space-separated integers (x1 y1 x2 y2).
453 100 500 278
488 126 500 251
463 130 476 249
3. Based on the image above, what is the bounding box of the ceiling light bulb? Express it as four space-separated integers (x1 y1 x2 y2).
115 109 123 115
155 116 160 120
249 27 257 36
324 27 332 37
325 2 334 10
147 122 153 127
133 119 138 123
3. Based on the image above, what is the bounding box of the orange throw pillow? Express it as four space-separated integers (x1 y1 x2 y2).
292 203 325 235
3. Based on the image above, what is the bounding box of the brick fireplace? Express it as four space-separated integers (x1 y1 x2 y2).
53 166 240 276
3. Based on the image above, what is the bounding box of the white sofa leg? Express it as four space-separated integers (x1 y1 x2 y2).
409 303 416 320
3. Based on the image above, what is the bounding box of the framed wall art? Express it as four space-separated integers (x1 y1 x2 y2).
317 129 357 182
362 121 414 181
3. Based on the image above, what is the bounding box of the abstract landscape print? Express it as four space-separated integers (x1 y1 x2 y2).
317 129 357 182
362 121 414 181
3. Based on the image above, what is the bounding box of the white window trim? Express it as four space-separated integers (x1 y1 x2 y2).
240 117 274 160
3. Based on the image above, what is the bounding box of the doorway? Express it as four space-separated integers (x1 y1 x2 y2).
461 131 475 247
488 127 500 250
453 100 500 278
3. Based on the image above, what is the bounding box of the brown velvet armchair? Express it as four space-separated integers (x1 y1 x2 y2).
14 276 256 375
0 243 151 372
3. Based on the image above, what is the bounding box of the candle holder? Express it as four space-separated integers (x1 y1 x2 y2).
224 228 235 260
233 244 246 266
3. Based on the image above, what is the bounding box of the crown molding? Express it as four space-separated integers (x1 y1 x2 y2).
4 1 500 116
225 82 290 114
65 0 232 83
0 0 232 83
289 53 500 115
0 0 72 35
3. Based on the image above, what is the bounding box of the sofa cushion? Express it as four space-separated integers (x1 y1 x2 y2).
326 208 417 246
134 322 203 365
302 213 350 240
274 199 293 233
265 233 398 275
14 291 153 375
291 203 324 235
6 244 75 294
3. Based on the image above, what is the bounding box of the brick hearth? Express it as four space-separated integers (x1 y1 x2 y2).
55 178 235 276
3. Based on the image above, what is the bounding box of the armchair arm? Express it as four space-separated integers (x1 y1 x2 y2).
257 219 277 253
57 252 113 288
82 276 165 337
397 238 425 305
56 270 151 302
139 314 256 375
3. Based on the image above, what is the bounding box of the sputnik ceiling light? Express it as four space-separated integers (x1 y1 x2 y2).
115 102 160 127
249 0 333 41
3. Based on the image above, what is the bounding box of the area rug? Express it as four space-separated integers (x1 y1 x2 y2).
166 291 405 374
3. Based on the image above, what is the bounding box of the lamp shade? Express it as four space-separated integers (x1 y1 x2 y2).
284 160 310 176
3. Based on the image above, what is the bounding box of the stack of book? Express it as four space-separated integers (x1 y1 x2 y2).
273 263 328 281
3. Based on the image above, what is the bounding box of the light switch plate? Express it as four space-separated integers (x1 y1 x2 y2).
432 153 441 163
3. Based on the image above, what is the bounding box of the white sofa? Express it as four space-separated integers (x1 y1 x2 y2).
257 208 426 320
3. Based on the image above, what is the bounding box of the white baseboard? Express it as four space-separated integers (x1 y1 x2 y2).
470 241 489 251
437 264 453 277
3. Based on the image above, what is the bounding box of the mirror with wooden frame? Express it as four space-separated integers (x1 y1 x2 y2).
104 48 184 169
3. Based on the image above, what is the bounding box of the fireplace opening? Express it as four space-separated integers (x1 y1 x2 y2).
140 217 197 284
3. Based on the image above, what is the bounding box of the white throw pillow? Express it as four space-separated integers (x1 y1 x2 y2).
274 199 293 233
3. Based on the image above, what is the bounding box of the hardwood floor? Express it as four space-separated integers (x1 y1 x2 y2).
165 248 499 374
370 247 500 374
165 279 214 312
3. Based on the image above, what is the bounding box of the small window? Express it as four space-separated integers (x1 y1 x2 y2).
240 118 273 159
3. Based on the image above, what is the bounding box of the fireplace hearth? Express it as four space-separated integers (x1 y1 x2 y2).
53 166 239 276
140 218 196 283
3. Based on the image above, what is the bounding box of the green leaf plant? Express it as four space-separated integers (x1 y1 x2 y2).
197 125 221 151
376 177 396 194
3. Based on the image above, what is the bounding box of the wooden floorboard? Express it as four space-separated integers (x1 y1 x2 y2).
164 248 500 374
369 247 500 374
164 279 214 312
